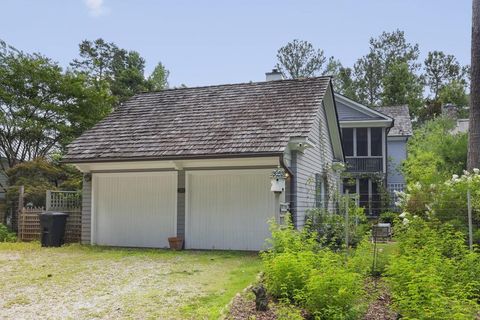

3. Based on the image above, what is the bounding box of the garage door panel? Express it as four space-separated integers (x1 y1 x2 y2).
93 172 177 248
186 170 276 250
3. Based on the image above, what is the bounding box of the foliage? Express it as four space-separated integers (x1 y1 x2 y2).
261 217 367 319
387 218 479 319
0 224 16 242
379 211 399 227
305 201 369 250
5 157 81 207
403 117 467 186
0 40 112 168
304 262 363 320
275 39 327 79
71 38 169 104
275 304 304 320
353 29 420 107
423 50 467 99
381 61 424 111
148 62 170 91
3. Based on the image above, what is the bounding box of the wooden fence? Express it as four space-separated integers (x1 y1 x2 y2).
17 190 82 243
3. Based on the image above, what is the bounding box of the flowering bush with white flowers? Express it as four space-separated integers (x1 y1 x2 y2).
397 169 480 244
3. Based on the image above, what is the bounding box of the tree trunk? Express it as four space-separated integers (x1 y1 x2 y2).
468 0 480 170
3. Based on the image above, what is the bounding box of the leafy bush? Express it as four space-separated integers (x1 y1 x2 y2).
6 157 82 207
379 211 399 227
397 170 480 243
0 224 17 242
403 117 467 187
304 267 363 320
305 204 369 250
387 218 479 319
262 217 366 318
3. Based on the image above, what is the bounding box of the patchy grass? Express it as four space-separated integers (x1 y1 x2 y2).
0 242 261 319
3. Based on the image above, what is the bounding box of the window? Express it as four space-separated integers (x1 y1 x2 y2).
343 178 356 194
371 127 382 156
359 178 369 210
356 128 368 156
342 128 354 156
315 174 328 208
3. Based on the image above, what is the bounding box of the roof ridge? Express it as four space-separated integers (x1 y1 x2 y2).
134 76 332 96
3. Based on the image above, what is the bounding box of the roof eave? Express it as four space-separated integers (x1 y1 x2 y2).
62 151 285 164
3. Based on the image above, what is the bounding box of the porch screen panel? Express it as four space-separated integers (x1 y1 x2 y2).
371 128 382 156
342 128 354 156
356 128 368 156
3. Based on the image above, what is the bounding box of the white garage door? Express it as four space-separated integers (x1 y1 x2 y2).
186 169 277 251
93 171 177 248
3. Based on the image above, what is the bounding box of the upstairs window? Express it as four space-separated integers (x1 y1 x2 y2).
342 128 354 156
371 127 382 156
356 128 368 156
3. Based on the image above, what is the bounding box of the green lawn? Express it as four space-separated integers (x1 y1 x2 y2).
0 242 261 320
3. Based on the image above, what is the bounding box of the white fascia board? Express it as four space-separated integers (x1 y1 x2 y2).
334 94 394 121
339 120 393 128
325 85 344 161
387 136 409 141
73 156 281 173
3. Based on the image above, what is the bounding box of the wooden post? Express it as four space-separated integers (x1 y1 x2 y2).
345 190 349 250
467 189 473 250
46 190 52 211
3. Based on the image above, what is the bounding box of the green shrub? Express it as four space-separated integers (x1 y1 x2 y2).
275 304 304 320
263 250 317 301
305 205 368 250
262 217 367 319
303 258 364 320
379 211 399 227
387 218 479 319
0 224 17 242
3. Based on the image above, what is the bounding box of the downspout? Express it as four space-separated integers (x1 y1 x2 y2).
280 153 297 228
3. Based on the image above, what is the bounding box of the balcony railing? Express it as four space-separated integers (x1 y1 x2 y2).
345 157 383 172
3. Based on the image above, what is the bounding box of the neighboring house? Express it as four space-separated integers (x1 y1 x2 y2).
375 105 413 203
64 75 344 250
335 94 412 215
452 118 469 134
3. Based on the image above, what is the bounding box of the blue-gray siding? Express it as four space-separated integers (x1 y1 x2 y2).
336 100 383 121
387 138 407 184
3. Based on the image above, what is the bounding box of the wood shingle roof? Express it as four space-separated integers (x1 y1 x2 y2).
64 77 332 162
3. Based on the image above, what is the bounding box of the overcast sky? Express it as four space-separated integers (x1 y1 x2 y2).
0 0 472 87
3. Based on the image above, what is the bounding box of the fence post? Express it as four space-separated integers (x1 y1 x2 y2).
467 189 473 251
345 190 349 249
46 190 51 211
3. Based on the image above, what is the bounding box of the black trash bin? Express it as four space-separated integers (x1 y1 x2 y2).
38 212 69 247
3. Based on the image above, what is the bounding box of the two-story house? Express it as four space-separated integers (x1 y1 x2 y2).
335 94 412 216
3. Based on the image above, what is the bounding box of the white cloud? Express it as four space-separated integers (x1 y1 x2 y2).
84 0 109 17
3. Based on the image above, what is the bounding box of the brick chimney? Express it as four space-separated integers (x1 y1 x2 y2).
265 68 283 81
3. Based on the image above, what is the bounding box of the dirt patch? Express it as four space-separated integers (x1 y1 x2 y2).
227 294 278 320
363 278 397 320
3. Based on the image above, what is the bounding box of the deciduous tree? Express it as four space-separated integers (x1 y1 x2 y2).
276 39 326 79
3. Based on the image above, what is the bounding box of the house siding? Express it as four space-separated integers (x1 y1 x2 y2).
81 175 92 244
387 138 407 184
295 99 336 228
177 170 186 238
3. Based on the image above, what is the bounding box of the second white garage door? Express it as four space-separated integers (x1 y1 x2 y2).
185 169 277 251
93 171 177 248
